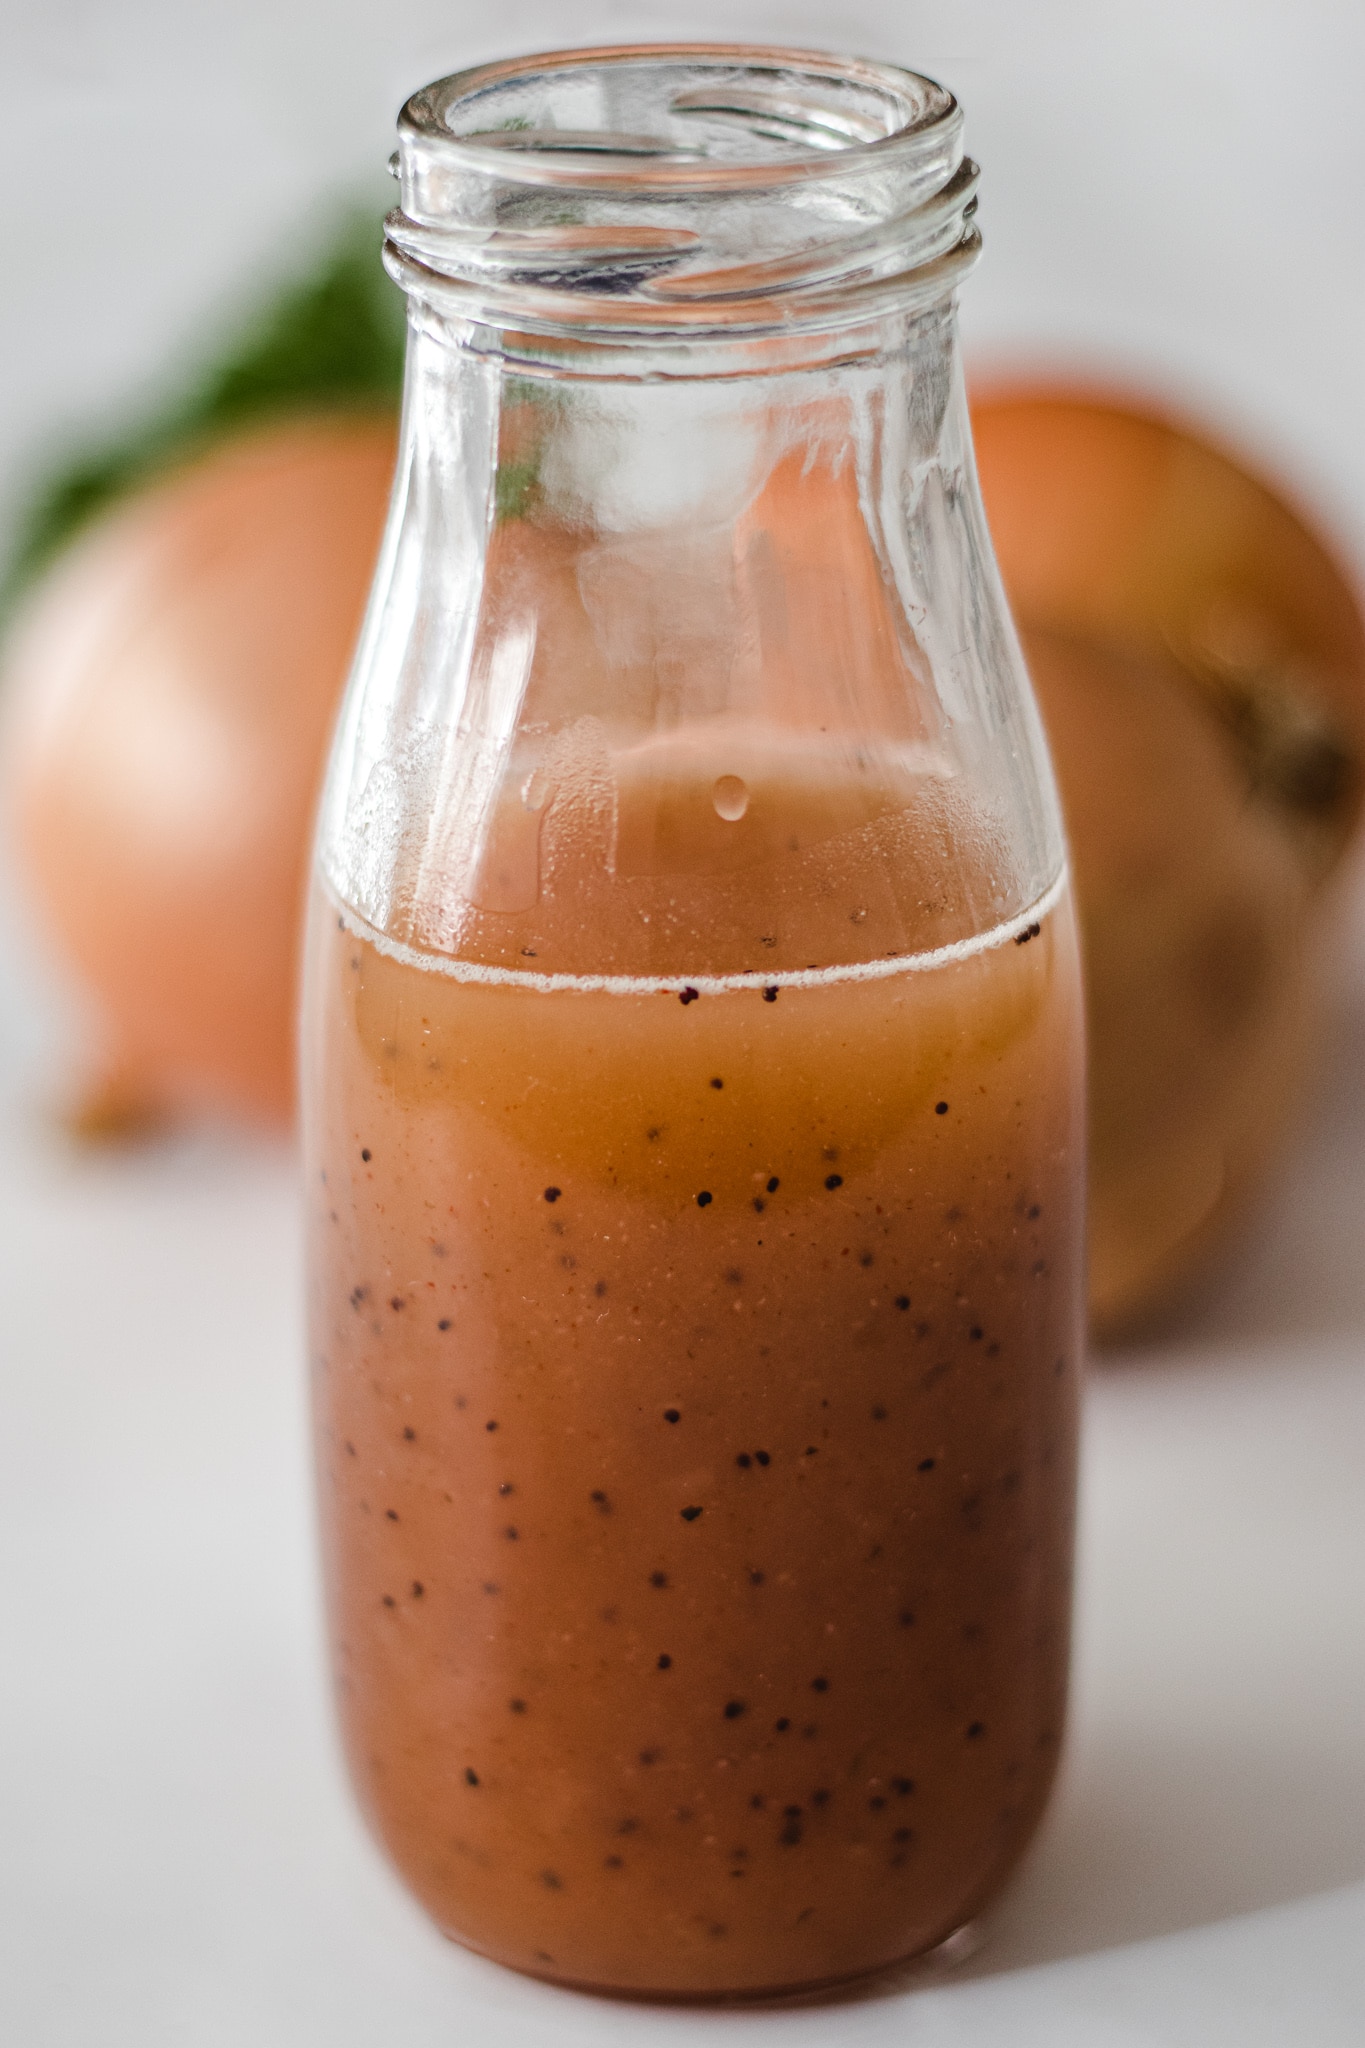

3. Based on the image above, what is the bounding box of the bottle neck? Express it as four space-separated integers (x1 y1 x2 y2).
383 44 979 375
397 287 968 519
317 48 1064 968
323 287 1065 970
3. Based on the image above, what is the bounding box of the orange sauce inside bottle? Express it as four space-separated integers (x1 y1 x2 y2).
305 752 1083 1997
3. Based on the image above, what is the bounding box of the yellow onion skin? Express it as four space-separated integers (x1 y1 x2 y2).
2 416 396 1130
973 388 1365 1337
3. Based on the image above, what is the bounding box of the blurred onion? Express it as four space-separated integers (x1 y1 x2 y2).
2 416 396 1130
973 387 1365 1335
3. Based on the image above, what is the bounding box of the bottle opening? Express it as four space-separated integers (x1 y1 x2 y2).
387 43 979 340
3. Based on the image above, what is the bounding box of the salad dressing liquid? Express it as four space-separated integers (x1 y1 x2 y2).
305 750 1083 1997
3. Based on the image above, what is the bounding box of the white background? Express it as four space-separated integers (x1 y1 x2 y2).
0 4 1363 2044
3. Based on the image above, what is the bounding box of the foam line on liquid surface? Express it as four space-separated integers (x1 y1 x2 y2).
323 864 1068 996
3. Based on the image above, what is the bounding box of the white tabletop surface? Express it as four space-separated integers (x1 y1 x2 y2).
1 854 1362 2045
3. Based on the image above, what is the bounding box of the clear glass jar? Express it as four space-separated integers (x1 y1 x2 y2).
303 43 1084 2001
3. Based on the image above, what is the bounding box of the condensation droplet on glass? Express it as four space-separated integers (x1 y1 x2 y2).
521 770 555 812
712 774 749 822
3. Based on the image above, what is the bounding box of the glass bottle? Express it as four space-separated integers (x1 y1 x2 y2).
303 43 1084 2002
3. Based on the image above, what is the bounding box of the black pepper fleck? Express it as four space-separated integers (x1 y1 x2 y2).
696 1191 713 1207
767 1176 780 1193
664 1408 681 1423
543 1186 561 1203
723 1700 746 1720
657 1654 672 1670
763 986 779 1002
935 1102 948 1116
824 1173 843 1190
679 986 699 1005
437 1318 451 1331
361 1148 371 1162
681 1505 703 1522
465 1768 479 1786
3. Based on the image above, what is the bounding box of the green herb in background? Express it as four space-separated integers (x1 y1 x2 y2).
494 460 542 524
2 211 405 616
